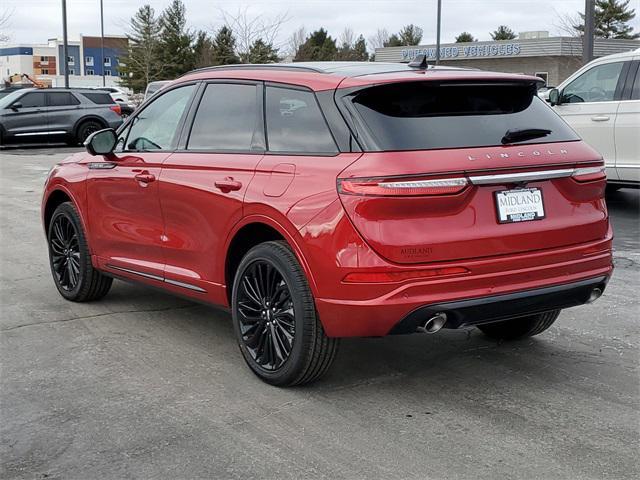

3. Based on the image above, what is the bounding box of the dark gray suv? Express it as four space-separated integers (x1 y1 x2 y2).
0 88 123 146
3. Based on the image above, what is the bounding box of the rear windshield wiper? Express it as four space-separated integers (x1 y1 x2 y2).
501 128 551 144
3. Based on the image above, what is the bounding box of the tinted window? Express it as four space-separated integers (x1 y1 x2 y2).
562 62 624 103
126 84 196 151
81 92 114 104
47 92 80 106
350 82 579 151
632 64 640 100
17 92 46 108
266 86 337 153
187 83 261 151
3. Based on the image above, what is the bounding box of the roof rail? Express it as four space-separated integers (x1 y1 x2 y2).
183 63 325 77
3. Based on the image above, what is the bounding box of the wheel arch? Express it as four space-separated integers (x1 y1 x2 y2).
42 185 89 243
72 115 108 138
223 216 318 306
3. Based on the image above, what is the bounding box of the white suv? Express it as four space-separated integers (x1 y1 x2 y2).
548 49 639 189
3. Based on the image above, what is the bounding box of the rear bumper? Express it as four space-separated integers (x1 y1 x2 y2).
389 275 608 334
314 236 613 337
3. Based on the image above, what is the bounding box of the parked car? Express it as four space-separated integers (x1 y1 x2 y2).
42 61 612 386
92 86 130 103
0 88 123 146
547 48 639 189
143 80 171 100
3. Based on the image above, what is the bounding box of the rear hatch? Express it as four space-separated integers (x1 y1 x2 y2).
337 79 608 264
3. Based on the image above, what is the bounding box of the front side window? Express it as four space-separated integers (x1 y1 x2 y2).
562 62 624 103
125 84 196 151
47 92 80 107
265 86 337 153
187 83 261 151
16 92 46 108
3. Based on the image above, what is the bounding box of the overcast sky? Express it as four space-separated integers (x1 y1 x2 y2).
2 0 639 50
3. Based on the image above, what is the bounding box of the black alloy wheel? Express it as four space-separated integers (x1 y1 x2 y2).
47 202 112 302
236 260 296 371
50 214 81 291
232 241 338 386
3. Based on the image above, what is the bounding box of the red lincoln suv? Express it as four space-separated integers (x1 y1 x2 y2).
42 61 613 386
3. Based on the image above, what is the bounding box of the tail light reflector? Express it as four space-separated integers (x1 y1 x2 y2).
110 104 122 116
343 266 469 283
572 166 606 183
339 176 468 196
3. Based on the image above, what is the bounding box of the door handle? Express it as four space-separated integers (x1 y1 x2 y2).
215 177 242 193
134 172 156 184
591 115 610 122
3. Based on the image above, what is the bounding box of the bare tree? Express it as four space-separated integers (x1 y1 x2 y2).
218 7 289 61
368 28 389 51
286 26 307 58
0 8 14 44
554 8 583 37
339 27 356 49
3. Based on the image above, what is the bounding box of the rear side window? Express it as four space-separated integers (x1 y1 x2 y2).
17 92 46 108
187 83 261 151
81 92 114 104
265 86 337 153
47 92 80 106
349 82 579 151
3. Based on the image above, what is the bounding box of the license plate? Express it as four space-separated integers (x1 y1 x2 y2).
495 188 545 224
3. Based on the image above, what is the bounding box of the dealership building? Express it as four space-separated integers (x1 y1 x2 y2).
374 32 640 86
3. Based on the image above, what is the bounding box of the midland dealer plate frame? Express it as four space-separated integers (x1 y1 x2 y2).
494 187 546 224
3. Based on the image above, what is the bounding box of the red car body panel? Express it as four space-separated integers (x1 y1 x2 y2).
42 66 614 338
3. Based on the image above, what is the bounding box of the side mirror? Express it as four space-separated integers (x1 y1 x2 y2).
548 88 561 106
10 102 22 111
85 128 117 156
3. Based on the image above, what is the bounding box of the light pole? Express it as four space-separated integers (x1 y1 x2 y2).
62 0 69 87
583 0 595 64
435 0 442 65
100 0 105 86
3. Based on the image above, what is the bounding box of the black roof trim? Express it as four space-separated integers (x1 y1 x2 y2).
184 64 325 76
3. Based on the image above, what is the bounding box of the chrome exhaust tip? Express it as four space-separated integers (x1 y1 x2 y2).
417 312 447 334
587 287 603 304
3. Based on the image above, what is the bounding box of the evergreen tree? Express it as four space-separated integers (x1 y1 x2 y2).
352 35 369 61
212 26 240 65
159 0 195 78
119 5 164 92
490 25 517 40
398 24 423 45
574 0 639 39
384 34 403 47
455 32 476 43
294 28 337 61
193 30 215 68
246 39 279 63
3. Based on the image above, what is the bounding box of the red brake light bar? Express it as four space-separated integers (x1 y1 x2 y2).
339 176 469 196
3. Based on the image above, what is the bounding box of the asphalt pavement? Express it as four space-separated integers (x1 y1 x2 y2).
1 147 638 479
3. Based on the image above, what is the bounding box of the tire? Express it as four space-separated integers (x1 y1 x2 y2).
477 310 560 340
75 119 103 145
231 241 338 386
47 202 112 302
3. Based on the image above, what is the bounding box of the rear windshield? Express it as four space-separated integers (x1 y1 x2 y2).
81 92 114 104
348 82 579 151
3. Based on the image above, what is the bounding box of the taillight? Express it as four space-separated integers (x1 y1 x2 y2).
343 266 469 283
338 176 468 196
110 104 122 116
572 166 606 183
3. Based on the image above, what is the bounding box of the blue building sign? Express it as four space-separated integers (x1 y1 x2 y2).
402 43 521 61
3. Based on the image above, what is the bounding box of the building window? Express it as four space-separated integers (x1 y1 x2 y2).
87 68 94 75
119 71 126 77
104 56 111 66
42 69 49 74
67 55 75 65
105 70 111 76
535 72 549 85
85 56 94 66
68 68 75 75
40 56 49 65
